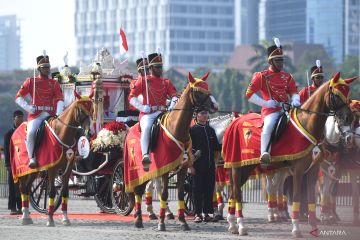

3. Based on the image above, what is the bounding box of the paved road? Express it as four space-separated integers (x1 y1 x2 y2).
0 197 359 240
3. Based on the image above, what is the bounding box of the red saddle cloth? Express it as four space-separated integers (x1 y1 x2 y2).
222 112 313 168
123 122 190 192
10 122 64 183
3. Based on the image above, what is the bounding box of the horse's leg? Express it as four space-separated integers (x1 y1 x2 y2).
134 184 146 228
319 164 333 224
266 173 277 222
306 163 320 236
46 169 57 227
276 170 288 221
227 167 238 234
158 173 169 231
19 176 33 225
177 168 190 231
291 159 308 238
232 167 248 236
145 179 157 220
350 170 360 225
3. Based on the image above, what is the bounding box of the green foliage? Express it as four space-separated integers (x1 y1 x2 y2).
339 56 360 99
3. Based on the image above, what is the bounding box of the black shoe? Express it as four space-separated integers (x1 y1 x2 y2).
203 214 218 222
194 214 203 223
28 158 38 169
142 154 151 171
260 152 271 168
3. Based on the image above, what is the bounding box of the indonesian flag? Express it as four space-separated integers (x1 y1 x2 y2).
120 28 128 55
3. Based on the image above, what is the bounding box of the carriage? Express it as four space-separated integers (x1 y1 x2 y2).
29 48 195 217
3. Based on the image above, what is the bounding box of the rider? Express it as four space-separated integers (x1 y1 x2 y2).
128 53 178 169
245 38 300 165
299 61 324 104
15 54 64 168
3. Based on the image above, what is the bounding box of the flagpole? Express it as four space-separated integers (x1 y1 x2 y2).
142 51 149 105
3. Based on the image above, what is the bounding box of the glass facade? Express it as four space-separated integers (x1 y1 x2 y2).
259 0 344 64
0 15 21 71
75 0 235 70
344 0 360 58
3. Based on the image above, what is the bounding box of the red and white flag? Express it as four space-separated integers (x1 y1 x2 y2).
120 28 128 55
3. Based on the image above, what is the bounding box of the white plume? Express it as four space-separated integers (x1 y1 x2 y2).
63 51 69 66
157 47 162 56
141 51 146 59
274 38 281 48
316 59 321 68
43 50 47 56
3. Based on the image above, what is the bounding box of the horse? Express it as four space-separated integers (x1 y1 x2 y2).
209 113 236 219
222 72 356 237
319 114 360 225
125 72 218 231
12 92 93 226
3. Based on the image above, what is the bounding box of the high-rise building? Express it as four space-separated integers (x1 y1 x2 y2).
235 0 259 45
0 15 21 71
75 0 235 70
344 0 360 58
259 0 344 64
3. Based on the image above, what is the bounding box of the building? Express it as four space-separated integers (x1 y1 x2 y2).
259 0 344 64
235 0 259 45
344 0 360 59
0 15 21 71
75 0 235 70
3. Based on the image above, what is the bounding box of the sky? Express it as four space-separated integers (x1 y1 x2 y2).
0 0 76 69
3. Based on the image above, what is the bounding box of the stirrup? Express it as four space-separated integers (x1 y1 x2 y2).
142 154 151 172
260 152 271 168
28 158 38 169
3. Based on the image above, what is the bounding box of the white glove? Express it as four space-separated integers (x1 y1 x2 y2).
56 100 65 116
291 94 300 107
168 96 178 111
129 97 151 113
15 97 36 114
248 94 278 108
265 100 278 108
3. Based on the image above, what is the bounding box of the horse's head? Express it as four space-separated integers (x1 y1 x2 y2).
326 72 356 126
188 72 218 113
73 90 94 137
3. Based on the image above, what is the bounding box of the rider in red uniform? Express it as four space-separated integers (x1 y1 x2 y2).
15 55 64 168
128 53 177 169
299 61 324 104
245 38 299 165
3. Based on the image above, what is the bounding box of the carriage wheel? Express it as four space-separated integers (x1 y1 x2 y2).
29 171 61 214
184 174 195 216
94 175 115 213
111 161 133 216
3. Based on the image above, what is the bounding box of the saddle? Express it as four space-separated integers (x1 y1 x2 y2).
149 112 166 151
266 112 289 151
33 116 54 156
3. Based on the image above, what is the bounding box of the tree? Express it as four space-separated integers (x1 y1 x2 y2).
340 55 360 99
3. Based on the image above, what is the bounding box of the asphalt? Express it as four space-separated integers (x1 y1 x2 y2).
0 197 359 240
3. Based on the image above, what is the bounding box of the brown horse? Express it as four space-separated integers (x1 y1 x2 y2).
14 92 93 226
127 72 218 231
223 72 356 237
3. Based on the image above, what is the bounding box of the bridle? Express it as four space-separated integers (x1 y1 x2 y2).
189 82 212 111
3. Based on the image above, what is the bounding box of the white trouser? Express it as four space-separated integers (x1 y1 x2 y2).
139 111 162 156
261 111 282 154
26 112 50 159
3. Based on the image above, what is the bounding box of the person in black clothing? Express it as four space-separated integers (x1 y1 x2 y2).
189 109 221 223
3 110 24 215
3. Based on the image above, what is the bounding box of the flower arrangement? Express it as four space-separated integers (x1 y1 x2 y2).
91 121 127 152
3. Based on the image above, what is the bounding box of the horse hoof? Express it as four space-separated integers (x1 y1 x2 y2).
268 216 276 223
135 220 144 228
292 230 303 238
228 226 239 234
180 223 190 231
62 219 71 226
149 213 158 220
166 213 175 220
239 227 248 236
158 223 166 231
46 220 55 227
21 218 33 225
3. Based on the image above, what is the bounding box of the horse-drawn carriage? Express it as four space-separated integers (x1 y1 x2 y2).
29 48 134 215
